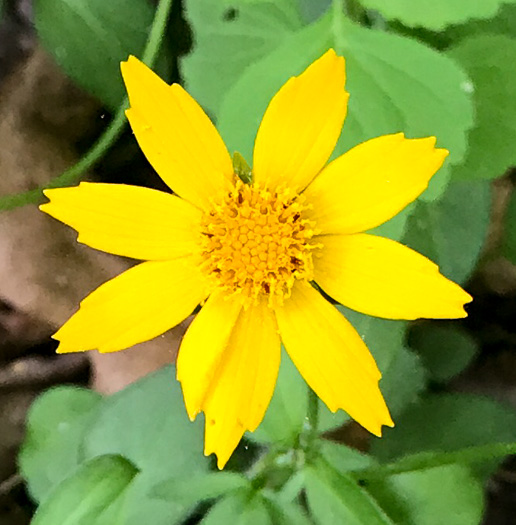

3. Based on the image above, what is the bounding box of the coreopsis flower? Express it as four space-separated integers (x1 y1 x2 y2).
40 50 471 468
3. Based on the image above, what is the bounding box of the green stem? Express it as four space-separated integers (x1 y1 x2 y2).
352 442 516 482
0 0 174 212
141 0 173 66
331 0 346 53
307 388 319 435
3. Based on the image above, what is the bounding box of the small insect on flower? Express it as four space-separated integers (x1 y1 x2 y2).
40 50 472 468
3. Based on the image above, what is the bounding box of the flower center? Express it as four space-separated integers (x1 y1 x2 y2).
200 180 319 305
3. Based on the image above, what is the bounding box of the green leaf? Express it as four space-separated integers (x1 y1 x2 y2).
371 393 516 474
448 35 516 180
298 0 331 23
503 188 516 264
445 3 516 42
319 441 375 473
354 442 516 480
248 350 307 445
366 464 484 525
360 0 516 30
380 346 427 417
19 386 102 502
276 471 305 503
31 454 138 525
217 13 473 203
317 399 351 433
202 492 272 525
34 0 168 110
409 324 479 382
152 471 249 506
263 494 312 525
82 366 208 525
182 0 303 116
305 460 395 525
403 180 491 284
201 493 246 524
237 497 273 525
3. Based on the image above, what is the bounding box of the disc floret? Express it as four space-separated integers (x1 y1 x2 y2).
200 180 319 305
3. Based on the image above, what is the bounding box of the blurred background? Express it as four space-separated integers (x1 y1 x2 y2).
2 0 516 524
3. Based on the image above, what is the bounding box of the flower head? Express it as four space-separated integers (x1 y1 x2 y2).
40 50 471 468
200 179 319 305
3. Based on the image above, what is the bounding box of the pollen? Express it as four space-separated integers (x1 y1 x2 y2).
200 180 319 305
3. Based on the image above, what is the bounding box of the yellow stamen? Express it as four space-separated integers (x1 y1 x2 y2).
200 180 319 306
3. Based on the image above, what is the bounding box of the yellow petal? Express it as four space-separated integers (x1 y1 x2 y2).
314 233 472 320
54 258 208 353
275 281 393 436
177 295 280 469
121 56 234 211
40 182 202 261
177 292 243 421
304 133 448 234
253 49 348 193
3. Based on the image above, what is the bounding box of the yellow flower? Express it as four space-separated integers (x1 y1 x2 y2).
40 50 471 468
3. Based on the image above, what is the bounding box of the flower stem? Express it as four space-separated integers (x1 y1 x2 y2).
307 388 319 435
0 0 174 212
352 442 516 482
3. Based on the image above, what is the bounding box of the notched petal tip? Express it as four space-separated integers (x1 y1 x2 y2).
185 402 201 422
120 58 131 77
203 438 230 470
417 136 449 167
205 445 232 471
215 453 231 470
40 188 62 208
40 186 79 204
320 47 344 67
52 325 80 354
39 190 62 213
369 427 383 438
320 48 346 82
438 280 473 320
385 412 395 429
455 293 473 319
121 54 142 70
120 55 153 92
39 198 67 221
184 406 199 422
368 412 395 438
437 147 450 161
120 55 133 72
463 288 474 304
54 341 80 355
121 54 138 66
176 377 203 422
